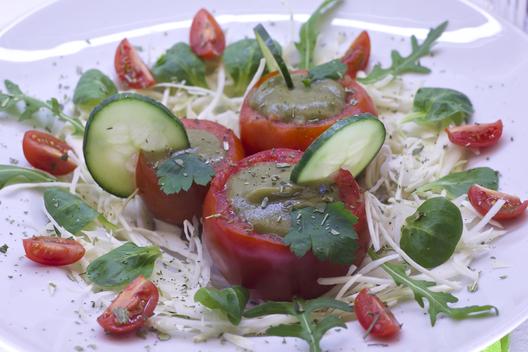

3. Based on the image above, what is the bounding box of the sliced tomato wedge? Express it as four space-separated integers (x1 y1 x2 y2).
446 120 503 148
114 38 156 89
354 288 400 338
342 31 371 78
468 184 528 220
23 236 85 266
97 276 159 335
190 9 225 60
22 130 76 176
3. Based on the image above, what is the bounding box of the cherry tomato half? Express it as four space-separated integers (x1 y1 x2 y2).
22 130 76 176
190 9 225 60
342 31 371 78
23 236 85 266
203 148 369 301
446 120 503 148
468 184 528 221
354 288 400 338
114 38 156 89
136 119 244 225
240 71 377 154
97 275 159 335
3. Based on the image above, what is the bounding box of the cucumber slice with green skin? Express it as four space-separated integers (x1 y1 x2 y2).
254 23 294 89
83 93 189 197
291 114 386 184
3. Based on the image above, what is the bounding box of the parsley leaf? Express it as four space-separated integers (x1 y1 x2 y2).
371 251 498 326
283 202 358 264
194 286 249 325
0 165 56 189
244 297 351 352
303 59 347 87
156 151 215 195
358 21 448 84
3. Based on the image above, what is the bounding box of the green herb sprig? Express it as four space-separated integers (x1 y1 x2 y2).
0 165 56 189
194 286 249 325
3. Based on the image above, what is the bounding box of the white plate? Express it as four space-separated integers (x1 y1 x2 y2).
1 0 528 351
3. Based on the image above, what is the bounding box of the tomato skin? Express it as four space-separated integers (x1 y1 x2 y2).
468 184 528 220
342 31 371 78
355 288 400 338
97 276 159 335
240 71 377 154
22 130 76 176
136 119 244 225
23 236 85 266
114 38 156 89
203 148 369 301
190 9 225 60
446 120 503 148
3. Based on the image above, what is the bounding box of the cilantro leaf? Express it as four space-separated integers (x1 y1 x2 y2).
303 59 347 87
194 286 249 325
372 251 498 326
244 297 351 352
156 151 215 195
283 202 358 264
358 21 448 84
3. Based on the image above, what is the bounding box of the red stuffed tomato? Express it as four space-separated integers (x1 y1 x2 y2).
136 119 244 225
203 148 369 301
240 70 377 154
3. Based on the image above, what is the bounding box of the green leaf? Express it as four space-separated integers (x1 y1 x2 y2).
151 43 208 88
417 167 499 198
194 286 249 325
86 242 161 288
295 0 342 69
372 252 498 326
303 59 347 87
283 202 358 264
0 165 56 189
73 69 117 109
400 197 463 268
156 151 215 195
402 87 473 126
44 188 99 234
243 301 295 318
358 21 448 84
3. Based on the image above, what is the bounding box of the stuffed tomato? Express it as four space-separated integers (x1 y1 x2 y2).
240 70 377 154
136 119 244 225
203 148 369 300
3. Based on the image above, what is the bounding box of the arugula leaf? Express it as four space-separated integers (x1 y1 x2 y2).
296 0 342 69
73 69 117 109
87 242 161 288
0 165 56 189
371 252 498 326
244 297 351 352
303 59 347 87
194 286 249 325
400 197 462 268
0 80 85 134
151 43 208 87
283 202 358 264
402 87 473 126
358 21 448 84
417 167 499 198
156 151 215 195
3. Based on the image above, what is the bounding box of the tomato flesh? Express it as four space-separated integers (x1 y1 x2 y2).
468 184 528 220
114 38 155 89
240 71 377 154
97 275 159 334
23 236 85 266
446 120 503 148
342 31 371 78
203 148 369 301
190 9 225 60
355 288 400 338
136 119 244 225
22 130 76 176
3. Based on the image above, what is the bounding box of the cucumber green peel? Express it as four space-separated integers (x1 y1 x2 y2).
291 114 386 184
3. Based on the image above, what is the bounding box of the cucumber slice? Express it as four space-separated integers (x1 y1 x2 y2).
83 93 189 197
254 24 294 89
291 114 386 184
